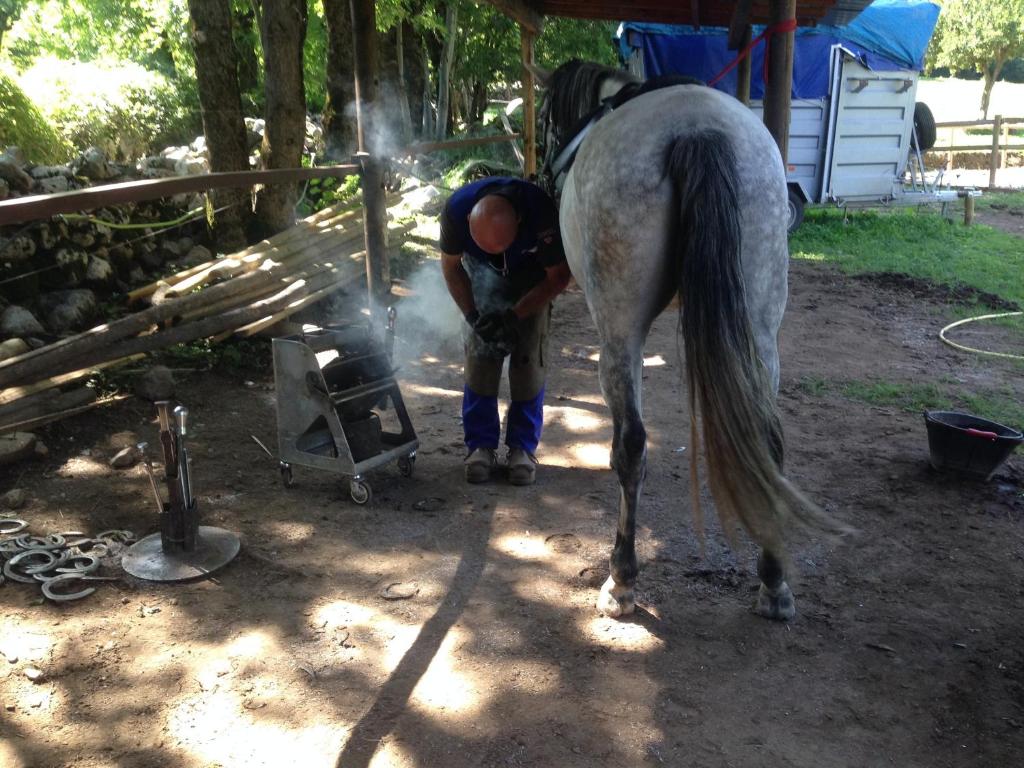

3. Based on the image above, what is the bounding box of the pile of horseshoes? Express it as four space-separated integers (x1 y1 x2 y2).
0 519 129 602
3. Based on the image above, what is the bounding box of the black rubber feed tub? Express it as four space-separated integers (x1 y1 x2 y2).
924 411 1022 480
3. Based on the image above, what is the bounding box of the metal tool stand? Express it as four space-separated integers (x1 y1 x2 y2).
272 320 418 504
122 401 241 582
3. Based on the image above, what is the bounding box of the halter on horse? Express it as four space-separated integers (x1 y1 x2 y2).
532 60 844 620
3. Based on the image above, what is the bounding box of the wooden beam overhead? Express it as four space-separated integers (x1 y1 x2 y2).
492 1 857 29
487 0 543 34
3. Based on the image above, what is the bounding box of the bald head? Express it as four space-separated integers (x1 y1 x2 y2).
468 194 519 255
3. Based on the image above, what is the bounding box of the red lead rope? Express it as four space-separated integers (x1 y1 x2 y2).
707 18 799 87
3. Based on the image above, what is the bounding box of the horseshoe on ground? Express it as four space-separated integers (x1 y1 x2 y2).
41 574 119 602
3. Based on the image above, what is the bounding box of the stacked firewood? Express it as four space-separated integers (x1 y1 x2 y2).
0 197 413 435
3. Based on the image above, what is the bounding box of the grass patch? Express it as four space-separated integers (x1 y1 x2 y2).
795 375 1024 428
975 190 1024 210
790 207 1024 307
839 380 953 413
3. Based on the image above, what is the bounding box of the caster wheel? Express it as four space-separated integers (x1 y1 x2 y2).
280 463 294 489
350 479 372 505
398 454 415 477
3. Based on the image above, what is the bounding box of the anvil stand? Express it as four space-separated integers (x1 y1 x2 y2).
122 401 240 582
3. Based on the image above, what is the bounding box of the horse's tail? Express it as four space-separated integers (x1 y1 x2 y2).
667 130 840 558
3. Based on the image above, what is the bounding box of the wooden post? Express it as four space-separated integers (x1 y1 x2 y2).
762 0 796 165
727 1 753 105
989 114 1002 189
946 127 953 169
964 194 974 227
736 25 752 105
349 0 390 314
1001 119 1010 169
521 26 537 179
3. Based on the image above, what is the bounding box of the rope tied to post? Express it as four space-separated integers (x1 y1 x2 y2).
708 18 799 87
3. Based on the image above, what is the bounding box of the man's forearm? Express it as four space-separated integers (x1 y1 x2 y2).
441 254 477 319
513 265 571 319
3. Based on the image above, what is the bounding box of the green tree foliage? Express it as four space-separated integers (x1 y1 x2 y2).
537 18 619 70
0 0 28 51
5 0 192 77
0 67 71 161
19 57 199 159
929 0 1024 117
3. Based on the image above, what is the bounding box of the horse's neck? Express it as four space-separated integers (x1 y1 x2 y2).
597 73 635 104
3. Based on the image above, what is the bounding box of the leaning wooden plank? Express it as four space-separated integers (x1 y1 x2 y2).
223 220 415 341
0 387 97 432
35 263 367 379
172 218 409 321
163 218 367 299
175 257 354 324
0 388 60 422
173 233 373 321
0 394 131 436
0 250 347 389
218 269 367 341
126 202 360 303
0 355 143 406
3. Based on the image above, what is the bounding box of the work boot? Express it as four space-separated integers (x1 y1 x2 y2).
506 447 537 486
464 447 497 483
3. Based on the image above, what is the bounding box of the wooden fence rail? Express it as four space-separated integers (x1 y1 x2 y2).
933 115 1024 188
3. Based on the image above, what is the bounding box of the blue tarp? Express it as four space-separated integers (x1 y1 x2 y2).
616 0 940 100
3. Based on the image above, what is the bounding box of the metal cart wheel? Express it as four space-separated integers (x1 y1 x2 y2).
280 462 294 489
350 478 372 505
398 453 416 478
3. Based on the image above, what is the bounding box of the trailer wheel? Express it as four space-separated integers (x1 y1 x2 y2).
787 187 805 233
912 102 937 152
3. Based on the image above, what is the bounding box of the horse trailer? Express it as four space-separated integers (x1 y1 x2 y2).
617 0 974 231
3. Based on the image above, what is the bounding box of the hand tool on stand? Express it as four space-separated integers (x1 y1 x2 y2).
137 442 165 516
154 400 188 551
122 400 240 583
173 405 198 548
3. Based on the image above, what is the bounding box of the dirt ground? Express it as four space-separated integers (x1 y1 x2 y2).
2 251 1024 767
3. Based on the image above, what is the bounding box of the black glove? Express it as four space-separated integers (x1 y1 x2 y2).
474 309 519 347
464 309 480 327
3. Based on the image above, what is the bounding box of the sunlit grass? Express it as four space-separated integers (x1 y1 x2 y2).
789 207 1024 308
794 375 1024 428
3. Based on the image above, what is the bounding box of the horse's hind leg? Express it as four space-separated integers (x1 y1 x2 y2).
596 342 646 618
745 318 796 621
756 550 795 620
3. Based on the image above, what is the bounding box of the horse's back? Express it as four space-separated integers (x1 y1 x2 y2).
560 83 789 354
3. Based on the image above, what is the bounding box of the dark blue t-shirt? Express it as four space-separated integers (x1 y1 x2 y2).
439 177 565 279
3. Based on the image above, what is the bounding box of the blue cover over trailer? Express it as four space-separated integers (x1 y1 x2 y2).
616 0 940 100
615 0 962 227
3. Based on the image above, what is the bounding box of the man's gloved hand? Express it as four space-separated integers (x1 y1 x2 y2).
474 309 519 348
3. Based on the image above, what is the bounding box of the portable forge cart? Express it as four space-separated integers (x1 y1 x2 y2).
272 320 418 504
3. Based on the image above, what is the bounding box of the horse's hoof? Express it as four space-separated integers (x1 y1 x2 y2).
755 581 796 621
597 576 635 618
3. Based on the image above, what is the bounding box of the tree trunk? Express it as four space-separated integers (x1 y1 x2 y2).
472 80 487 125
378 25 411 151
980 54 1007 120
421 41 434 137
435 2 458 141
253 0 308 238
322 0 356 161
394 25 413 145
187 0 251 252
401 21 425 139
234 6 261 97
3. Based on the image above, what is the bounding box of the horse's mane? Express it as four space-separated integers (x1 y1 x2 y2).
544 59 635 134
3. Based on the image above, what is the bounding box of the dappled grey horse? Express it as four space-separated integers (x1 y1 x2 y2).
531 60 840 620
